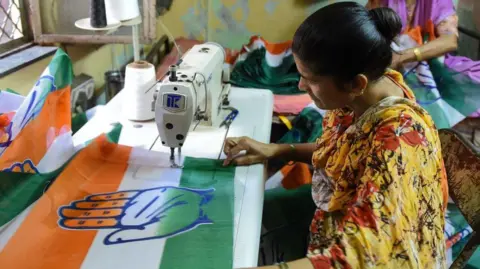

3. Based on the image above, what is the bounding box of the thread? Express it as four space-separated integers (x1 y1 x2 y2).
158 18 183 59
122 61 156 121
90 0 107 28
105 0 140 22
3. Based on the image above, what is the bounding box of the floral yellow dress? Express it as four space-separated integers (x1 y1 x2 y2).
307 70 449 268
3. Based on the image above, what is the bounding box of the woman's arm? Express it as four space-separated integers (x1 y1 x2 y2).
223 137 317 166
394 33 458 65
394 13 460 66
273 143 317 164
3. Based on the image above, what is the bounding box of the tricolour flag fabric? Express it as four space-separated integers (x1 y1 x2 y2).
0 49 76 229
228 36 302 96
0 49 75 174
0 135 235 269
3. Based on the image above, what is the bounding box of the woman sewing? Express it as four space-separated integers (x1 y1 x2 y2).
225 2 448 269
367 0 480 128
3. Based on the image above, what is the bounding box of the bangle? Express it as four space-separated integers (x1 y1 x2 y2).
278 262 289 269
413 48 422 62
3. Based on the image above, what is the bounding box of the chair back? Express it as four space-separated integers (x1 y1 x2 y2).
439 129 480 268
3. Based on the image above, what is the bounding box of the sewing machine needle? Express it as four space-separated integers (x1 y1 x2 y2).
169 147 184 168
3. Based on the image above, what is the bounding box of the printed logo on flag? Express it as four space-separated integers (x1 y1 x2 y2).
2 159 39 173
0 112 14 148
20 75 57 130
58 186 215 245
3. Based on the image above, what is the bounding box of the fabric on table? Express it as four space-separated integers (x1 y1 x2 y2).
0 134 235 269
0 123 123 228
159 157 235 269
0 49 75 174
72 112 88 134
0 50 122 228
0 166 64 228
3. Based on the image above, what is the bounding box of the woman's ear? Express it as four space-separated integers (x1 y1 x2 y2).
350 74 368 96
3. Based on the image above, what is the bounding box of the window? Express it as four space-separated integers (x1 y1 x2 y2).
0 0 30 54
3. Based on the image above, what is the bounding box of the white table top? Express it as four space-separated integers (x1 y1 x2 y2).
72 86 274 268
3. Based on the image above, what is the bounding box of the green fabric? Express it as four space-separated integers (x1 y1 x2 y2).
446 203 471 238
49 49 74 90
278 107 324 144
4 89 20 95
466 249 480 269
260 184 316 265
0 166 64 227
404 59 480 129
159 157 235 269
230 48 303 95
72 112 88 134
428 59 480 117
106 123 122 144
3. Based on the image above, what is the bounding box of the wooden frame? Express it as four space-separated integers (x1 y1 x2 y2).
0 0 33 54
27 0 157 45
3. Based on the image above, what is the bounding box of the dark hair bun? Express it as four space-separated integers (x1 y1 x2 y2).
369 7 402 42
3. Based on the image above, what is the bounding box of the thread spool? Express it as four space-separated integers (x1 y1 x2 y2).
105 0 140 22
90 0 107 28
122 61 156 121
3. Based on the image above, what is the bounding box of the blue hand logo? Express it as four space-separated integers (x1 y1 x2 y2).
58 186 215 245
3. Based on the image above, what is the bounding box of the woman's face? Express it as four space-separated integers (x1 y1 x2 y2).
294 54 355 110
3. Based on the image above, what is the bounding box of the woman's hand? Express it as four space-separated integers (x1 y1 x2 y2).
390 52 404 70
223 137 278 166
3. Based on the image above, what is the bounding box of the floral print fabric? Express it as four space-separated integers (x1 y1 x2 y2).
307 70 448 268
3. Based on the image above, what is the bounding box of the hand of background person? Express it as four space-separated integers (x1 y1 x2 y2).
390 52 404 70
223 137 278 166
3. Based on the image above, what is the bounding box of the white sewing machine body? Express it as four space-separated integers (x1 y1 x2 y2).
153 42 231 149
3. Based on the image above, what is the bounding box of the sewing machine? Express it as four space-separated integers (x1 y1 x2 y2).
152 42 231 166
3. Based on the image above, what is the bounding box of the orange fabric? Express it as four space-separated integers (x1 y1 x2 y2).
0 136 131 269
224 36 293 65
281 163 312 189
406 26 424 45
426 19 437 42
0 87 71 170
259 37 292 55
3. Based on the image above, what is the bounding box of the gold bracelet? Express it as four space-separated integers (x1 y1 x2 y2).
413 48 422 62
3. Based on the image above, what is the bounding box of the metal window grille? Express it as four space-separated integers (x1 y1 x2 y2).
0 0 29 53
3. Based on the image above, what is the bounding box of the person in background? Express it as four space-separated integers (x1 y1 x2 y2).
226 2 448 269
367 0 480 128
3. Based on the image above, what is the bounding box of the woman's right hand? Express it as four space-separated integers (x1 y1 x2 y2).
223 137 278 166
